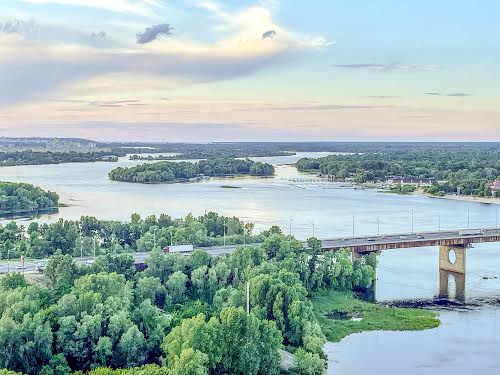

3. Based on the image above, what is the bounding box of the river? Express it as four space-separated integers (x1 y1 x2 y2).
1 152 499 373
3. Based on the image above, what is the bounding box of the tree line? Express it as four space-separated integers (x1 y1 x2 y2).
297 149 500 196
0 222 376 374
0 182 59 214
108 159 275 184
0 212 263 260
0 152 118 167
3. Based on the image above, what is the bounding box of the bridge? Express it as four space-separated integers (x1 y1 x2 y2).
2 227 499 301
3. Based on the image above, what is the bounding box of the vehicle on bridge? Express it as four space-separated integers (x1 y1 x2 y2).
459 229 485 236
162 244 194 254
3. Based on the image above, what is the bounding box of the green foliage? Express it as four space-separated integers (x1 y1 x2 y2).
311 289 440 342
108 158 274 184
290 349 325 375
0 273 27 290
389 184 416 194
0 182 59 214
0 211 263 259
297 149 500 197
0 151 117 167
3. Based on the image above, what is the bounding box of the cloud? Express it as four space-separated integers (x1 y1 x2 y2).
425 92 471 97
0 19 39 38
267 104 392 111
136 24 174 44
333 63 440 72
90 31 107 39
262 30 276 40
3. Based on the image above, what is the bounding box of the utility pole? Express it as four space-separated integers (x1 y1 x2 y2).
289 216 293 237
93 236 97 259
438 214 441 232
246 281 250 314
352 213 355 237
153 228 157 249
467 208 470 229
312 220 315 238
377 216 380 236
411 209 414 234
170 227 174 246
6 244 9 274
79 229 83 259
223 220 227 247
496 208 498 228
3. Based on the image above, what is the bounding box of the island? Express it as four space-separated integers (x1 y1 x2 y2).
0 181 59 215
108 158 275 183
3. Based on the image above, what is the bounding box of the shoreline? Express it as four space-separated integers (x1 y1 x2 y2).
416 191 500 205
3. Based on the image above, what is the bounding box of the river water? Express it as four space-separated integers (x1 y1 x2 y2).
1 152 499 373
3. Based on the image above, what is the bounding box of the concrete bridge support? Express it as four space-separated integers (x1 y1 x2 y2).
438 245 466 302
439 245 466 274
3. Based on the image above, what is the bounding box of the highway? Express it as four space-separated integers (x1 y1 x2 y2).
1 227 499 274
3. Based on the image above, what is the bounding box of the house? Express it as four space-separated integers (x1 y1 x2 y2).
491 181 500 197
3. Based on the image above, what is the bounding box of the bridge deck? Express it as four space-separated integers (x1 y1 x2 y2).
319 228 500 253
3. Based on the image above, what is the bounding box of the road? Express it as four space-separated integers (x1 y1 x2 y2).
1 227 499 274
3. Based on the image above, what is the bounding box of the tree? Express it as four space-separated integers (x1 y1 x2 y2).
291 349 325 375
165 271 188 305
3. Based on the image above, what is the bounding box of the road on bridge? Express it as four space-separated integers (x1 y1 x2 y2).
1 227 499 274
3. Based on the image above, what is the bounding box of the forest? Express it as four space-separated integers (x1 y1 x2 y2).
0 212 376 375
0 212 265 260
109 159 275 184
0 152 118 167
0 182 59 214
297 149 500 197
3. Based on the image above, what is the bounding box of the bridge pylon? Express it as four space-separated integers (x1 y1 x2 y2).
439 244 466 274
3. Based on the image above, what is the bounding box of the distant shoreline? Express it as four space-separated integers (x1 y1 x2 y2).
417 191 500 205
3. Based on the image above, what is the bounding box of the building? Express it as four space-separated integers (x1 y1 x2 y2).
490 181 500 197
386 176 436 186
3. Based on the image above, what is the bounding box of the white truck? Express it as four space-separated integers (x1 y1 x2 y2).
162 244 194 254
459 229 483 236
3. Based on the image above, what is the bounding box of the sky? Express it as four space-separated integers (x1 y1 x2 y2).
0 0 499 142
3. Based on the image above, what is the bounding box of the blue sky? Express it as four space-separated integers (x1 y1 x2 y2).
0 0 498 141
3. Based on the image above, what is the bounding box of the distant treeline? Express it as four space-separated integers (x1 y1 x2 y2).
0 182 59 214
129 149 295 161
109 158 275 184
297 149 500 197
0 151 118 167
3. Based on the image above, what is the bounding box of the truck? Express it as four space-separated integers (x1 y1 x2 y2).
36 260 47 273
459 229 483 236
162 244 194 254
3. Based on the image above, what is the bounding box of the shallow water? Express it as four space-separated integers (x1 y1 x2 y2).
1 152 499 373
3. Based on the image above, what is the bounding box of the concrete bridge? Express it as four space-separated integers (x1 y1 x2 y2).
319 228 500 273
318 227 500 301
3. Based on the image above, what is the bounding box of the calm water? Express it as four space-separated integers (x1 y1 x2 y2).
1 152 499 373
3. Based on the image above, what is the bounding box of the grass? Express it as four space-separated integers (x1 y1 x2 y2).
311 289 440 342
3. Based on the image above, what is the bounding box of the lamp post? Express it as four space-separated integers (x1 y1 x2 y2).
411 209 414 234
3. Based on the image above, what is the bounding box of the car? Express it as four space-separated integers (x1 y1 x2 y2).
399 235 408 239
16 265 26 270
85 259 95 266
367 238 375 242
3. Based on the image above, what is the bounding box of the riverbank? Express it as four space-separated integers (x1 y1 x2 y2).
419 191 500 205
312 290 440 342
